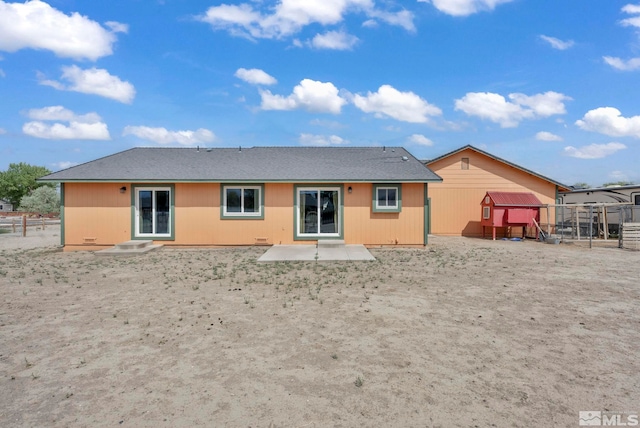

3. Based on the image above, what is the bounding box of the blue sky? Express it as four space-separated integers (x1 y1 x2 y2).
0 0 639 187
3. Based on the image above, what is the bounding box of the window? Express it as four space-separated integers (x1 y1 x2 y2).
295 186 342 239
222 185 264 219
372 184 402 213
483 206 490 219
635 194 640 206
461 157 469 170
134 186 173 239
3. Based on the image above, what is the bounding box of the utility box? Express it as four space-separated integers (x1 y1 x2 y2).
481 192 542 240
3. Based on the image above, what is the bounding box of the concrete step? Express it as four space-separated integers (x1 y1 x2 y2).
317 239 346 248
114 240 154 250
95 240 163 257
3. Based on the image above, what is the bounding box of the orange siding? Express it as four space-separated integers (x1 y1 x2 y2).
428 148 557 236
344 183 424 245
64 183 131 246
63 182 425 247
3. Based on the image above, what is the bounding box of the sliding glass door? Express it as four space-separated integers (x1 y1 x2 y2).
135 187 171 238
297 187 341 238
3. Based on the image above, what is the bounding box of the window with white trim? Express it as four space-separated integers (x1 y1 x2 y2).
483 206 490 219
372 184 402 213
222 185 263 218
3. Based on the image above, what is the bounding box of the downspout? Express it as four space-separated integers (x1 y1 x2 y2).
424 183 429 245
59 183 65 247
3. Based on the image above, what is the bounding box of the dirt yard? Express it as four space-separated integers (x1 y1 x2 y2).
1 226 639 427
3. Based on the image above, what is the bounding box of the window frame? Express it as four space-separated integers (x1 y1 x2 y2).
461 157 470 170
483 206 491 219
294 185 343 240
372 184 402 213
131 185 175 240
220 184 264 219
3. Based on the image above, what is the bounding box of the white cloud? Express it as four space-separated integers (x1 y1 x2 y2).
564 142 627 159
603 56 640 71
621 3 640 28
123 126 216 146
609 170 629 182
0 128 6 134
104 21 129 34
0 68 5 78
353 85 442 123
576 107 640 138
299 133 348 146
52 161 79 170
23 105 110 140
198 0 413 41
39 65 135 104
454 91 570 128
407 134 434 146
310 30 359 50
235 68 277 85
535 131 563 141
260 79 346 114
0 0 123 61
419 0 514 17
366 9 415 32
539 35 574 50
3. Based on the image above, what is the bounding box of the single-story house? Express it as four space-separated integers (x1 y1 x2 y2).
39 147 442 250
425 145 570 237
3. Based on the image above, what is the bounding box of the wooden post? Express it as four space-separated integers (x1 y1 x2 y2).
12 218 16 233
22 215 26 237
42 217 45 230
576 208 581 240
603 207 608 240
546 205 550 236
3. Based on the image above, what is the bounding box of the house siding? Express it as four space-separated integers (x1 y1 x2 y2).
62 181 426 249
64 183 131 247
428 148 558 236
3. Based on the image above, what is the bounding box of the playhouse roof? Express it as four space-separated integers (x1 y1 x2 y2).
39 146 443 183
485 191 543 206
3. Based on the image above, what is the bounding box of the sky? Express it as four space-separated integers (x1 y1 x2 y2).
0 0 639 187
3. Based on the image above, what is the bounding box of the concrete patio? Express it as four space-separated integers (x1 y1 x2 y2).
257 240 375 262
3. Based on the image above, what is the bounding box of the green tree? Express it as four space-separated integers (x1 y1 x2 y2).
572 182 591 189
601 181 635 187
0 163 52 209
19 186 60 215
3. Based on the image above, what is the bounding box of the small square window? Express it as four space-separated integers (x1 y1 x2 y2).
461 157 469 170
222 185 263 218
373 184 402 213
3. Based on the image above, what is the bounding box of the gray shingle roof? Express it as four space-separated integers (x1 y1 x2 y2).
40 147 442 183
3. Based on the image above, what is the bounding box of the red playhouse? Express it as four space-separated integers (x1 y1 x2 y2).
481 192 542 240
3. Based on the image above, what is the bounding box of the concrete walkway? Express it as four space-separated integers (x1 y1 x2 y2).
257 244 375 262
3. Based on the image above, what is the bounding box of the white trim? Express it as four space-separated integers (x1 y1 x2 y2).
296 187 341 238
135 187 171 238
375 186 399 210
222 185 262 217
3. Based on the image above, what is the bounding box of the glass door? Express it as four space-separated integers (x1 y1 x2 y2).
136 188 171 237
298 187 340 237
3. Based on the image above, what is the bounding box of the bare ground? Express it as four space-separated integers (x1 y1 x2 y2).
1 226 639 427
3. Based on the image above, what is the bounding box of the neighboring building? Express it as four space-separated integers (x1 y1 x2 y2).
39 147 442 250
0 199 13 212
425 145 570 237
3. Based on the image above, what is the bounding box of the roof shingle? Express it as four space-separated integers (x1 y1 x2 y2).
39 146 442 183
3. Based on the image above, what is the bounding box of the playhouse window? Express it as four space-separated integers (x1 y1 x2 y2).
461 157 469 170
373 184 402 213
483 206 490 219
222 185 264 219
